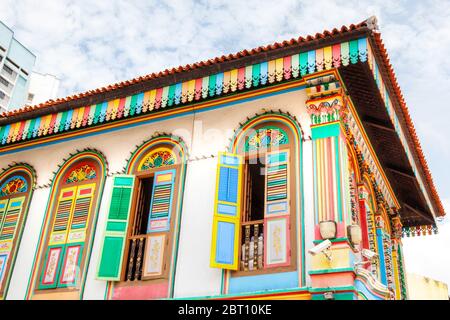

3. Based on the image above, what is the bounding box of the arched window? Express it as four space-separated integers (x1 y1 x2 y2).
30 151 106 299
96 136 187 299
0 165 34 298
210 115 303 281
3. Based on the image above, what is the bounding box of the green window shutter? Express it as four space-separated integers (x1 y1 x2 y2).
97 175 135 281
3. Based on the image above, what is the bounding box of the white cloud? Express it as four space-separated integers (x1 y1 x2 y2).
403 199 450 294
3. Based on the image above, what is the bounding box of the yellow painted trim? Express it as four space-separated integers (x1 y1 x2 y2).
241 292 311 300
392 250 401 300
31 290 79 300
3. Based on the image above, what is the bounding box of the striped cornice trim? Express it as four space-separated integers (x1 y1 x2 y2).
0 38 369 149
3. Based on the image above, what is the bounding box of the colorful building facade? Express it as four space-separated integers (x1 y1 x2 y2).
0 17 445 300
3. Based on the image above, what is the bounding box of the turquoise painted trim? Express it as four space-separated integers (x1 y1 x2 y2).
312 292 355 300
312 237 350 244
309 285 355 293
228 271 298 294
1 84 306 156
311 122 340 139
220 269 225 295
308 267 355 275
376 229 387 286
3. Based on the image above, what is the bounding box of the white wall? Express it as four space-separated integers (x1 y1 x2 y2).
0 88 316 299
82 176 113 300
173 158 222 297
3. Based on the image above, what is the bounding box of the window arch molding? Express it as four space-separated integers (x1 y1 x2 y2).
0 163 36 299
27 149 107 300
225 112 306 287
126 135 187 174
102 135 188 299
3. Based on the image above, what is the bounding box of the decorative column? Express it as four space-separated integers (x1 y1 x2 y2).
306 76 357 300
390 211 407 300
357 183 378 273
373 204 397 300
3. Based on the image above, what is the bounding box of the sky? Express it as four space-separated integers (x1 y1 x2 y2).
1 0 449 293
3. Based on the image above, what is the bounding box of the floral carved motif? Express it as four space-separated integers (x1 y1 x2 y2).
0 175 28 197
66 165 97 183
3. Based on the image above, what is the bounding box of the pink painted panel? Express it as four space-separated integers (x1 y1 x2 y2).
311 271 354 288
112 281 169 300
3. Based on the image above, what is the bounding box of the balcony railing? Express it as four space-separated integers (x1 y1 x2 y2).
240 220 264 271
125 235 146 281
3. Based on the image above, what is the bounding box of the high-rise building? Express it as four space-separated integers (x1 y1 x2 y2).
26 72 60 106
0 21 36 113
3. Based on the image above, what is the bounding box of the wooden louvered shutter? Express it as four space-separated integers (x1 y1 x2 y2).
264 150 291 268
210 152 243 270
147 169 176 233
97 175 135 281
57 184 96 287
39 187 76 289
0 197 25 285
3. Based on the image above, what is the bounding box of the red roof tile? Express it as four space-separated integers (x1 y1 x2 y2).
0 21 369 119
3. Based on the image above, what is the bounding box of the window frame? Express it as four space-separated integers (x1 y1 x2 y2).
34 159 102 295
118 162 181 282
0 171 33 297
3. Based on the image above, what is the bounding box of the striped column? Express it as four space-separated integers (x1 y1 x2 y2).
307 94 350 240
306 93 358 300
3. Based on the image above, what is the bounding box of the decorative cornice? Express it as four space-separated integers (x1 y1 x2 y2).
0 38 369 150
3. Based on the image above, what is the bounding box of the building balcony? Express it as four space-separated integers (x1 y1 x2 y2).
0 76 13 95
1 65 18 84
